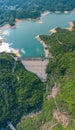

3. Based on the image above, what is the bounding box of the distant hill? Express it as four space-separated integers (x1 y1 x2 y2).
0 0 75 26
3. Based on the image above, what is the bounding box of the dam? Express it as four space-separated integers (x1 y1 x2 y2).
21 58 49 82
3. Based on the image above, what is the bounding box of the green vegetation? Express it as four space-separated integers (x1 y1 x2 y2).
17 24 75 130
40 26 75 117
0 0 75 26
17 98 56 130
0 53 44 129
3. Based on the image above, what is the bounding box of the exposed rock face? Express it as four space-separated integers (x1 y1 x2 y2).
53 110 69 126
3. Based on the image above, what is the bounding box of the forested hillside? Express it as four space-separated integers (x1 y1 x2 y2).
0 0 75 26
17 23 75 130
0 53 44 129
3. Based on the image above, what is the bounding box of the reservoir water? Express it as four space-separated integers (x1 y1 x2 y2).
1 11 75 58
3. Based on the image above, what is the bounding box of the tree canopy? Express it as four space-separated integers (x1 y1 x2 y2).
0 53 44 129
0 0 75 26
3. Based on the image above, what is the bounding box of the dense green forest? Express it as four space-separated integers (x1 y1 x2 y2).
0 0 75 26
0 53 44 129
17 23 75 130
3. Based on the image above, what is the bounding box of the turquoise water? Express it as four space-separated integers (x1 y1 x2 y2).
2 12 75 57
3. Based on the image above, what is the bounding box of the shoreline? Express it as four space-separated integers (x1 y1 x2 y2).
37 19 43 24
0 36 21 58
0 23 18 30
0 11 75 58
66 21 74 31
41 11 50 17
12 49 21 57
16 19 23 23
36 35 49 58
50 27 57 34
0 18 43 29
0 18 23 30
0 24 11 30
0 9 75 29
